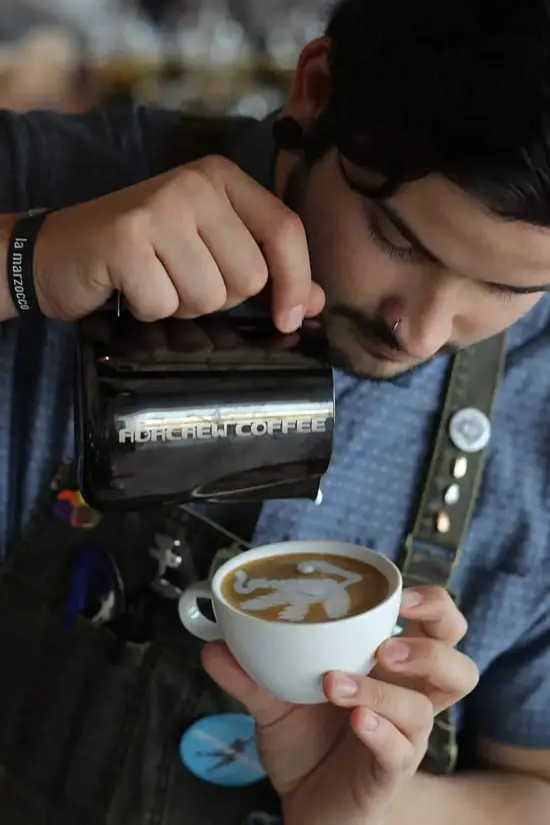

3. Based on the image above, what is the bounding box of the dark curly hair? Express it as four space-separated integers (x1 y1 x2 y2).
316 0 550 226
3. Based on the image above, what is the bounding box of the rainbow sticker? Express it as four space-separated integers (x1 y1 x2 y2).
54 489 102 529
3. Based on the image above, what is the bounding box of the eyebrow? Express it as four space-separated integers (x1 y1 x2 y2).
378 202 440 263
379 201 550 295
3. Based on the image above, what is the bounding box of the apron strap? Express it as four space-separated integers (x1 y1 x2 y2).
399 333 507 774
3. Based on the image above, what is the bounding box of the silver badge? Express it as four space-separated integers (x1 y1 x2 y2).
449 407 491 454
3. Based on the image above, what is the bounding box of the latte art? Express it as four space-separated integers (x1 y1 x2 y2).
233 559 361 621
221 553 389 623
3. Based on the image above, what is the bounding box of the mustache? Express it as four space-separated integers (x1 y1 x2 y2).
326 305 460 357
327 305 403 351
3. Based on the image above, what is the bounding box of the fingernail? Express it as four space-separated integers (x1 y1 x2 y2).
383 640 410 663
401 589 422 608
279 305 304 333
333 674 358 698
363 710 379 732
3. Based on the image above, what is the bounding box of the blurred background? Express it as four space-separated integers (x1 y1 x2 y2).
0 0 330 117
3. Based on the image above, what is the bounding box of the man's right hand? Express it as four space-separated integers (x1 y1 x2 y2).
33 155 325 331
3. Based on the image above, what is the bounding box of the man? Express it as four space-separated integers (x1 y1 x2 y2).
0 1 548 824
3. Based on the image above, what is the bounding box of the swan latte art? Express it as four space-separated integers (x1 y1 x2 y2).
220 553 389 623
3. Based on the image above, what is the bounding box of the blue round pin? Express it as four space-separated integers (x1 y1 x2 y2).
179 714 266 787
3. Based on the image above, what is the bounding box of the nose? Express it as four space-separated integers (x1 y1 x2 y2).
380 282 457 360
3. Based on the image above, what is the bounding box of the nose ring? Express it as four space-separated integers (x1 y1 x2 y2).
391 318 402 336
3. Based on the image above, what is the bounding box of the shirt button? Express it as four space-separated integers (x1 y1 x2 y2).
449 407 491 453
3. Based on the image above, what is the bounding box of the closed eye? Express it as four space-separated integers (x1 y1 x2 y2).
368 219 532 303
366 211 425 264
483 283 516 302
482 280 550 298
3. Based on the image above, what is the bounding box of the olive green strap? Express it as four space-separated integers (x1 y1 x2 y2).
400 333 507 774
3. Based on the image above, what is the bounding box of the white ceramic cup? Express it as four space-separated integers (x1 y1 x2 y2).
178 540 402 704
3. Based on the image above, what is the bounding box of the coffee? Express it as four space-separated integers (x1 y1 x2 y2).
220 552 389 623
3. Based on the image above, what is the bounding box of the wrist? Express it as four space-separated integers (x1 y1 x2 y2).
32 212 57 319
0 214 22 320
32 205 114 321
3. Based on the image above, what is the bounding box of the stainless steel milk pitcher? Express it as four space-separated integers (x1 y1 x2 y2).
75 309 335 510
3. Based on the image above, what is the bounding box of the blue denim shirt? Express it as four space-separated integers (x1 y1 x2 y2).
0 105 549 754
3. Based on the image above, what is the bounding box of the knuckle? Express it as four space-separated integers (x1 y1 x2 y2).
462 655 480 692
410 636 436 666
424 639 445 674
112 209 149 249
198 154 235 182
455 611 469 640
130 297 176 323
415 696 435 732
429 585 452 607
367 679 387 712
202 153 232 172
272 208 306 245
237 261 269 297
132 306 162 323
179 165 215 199
386 738 416 775
179 155 237 200
426 586 468 634
186 282 227 316
398 745 417 774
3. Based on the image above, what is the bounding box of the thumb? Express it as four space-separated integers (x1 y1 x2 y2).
201 642 292 726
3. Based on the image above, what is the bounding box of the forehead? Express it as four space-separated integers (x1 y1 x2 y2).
387 174 550 288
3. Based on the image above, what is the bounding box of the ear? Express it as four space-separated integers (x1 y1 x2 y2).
284 37 332 131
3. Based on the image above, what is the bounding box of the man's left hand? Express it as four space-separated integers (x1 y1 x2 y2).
202 586 479 825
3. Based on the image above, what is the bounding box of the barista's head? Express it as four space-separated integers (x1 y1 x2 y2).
275 0 550 379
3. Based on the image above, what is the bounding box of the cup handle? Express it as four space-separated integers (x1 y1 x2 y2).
178 581 223 642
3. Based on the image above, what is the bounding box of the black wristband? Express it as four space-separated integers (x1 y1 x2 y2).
7 208 51 315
